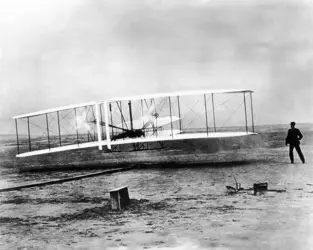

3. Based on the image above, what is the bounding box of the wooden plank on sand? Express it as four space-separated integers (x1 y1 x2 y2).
0 165 137 193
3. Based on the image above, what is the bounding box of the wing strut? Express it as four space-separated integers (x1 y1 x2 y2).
118 101 124 130
57 111 62 146
250 92 255 132
204 94 209 136
15 119 20 154
177 96 182 132
104 101 111 150
95 103 102 150
128 101 133 130
27 117 31 151
243 92 248 133
45 113 51 150
168 97 174 138
74 108 80 146
100 104 104 139
85 106 90 142
141 99 144 128
109 103 114 136
211 94 217 132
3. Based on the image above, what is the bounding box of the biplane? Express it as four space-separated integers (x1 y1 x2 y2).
13 89 256 158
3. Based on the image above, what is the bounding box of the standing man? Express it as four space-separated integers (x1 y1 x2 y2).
285 122 305 164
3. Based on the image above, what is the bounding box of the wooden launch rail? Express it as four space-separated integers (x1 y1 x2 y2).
0 165 137 193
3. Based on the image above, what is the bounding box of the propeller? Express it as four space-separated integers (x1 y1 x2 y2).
142 101 159 129
74 111 91 131
87 100 160 132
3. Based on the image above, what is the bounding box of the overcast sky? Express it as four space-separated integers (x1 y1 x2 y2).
1 0 313 133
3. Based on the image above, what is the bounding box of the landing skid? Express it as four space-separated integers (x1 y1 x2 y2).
131 141 165 152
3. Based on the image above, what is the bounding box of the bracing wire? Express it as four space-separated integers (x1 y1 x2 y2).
116 102 128 130
216 94 239 108
156 97 167 113
220 98 245 128
181 99 201 121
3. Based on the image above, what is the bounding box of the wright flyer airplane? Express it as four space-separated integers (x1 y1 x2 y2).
13 89 256 158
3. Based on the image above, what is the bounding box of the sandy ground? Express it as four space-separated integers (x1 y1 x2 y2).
1 142 313 249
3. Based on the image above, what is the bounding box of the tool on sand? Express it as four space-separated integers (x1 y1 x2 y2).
226 178 286 195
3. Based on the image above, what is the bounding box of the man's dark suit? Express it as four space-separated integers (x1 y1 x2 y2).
286 128 305 163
